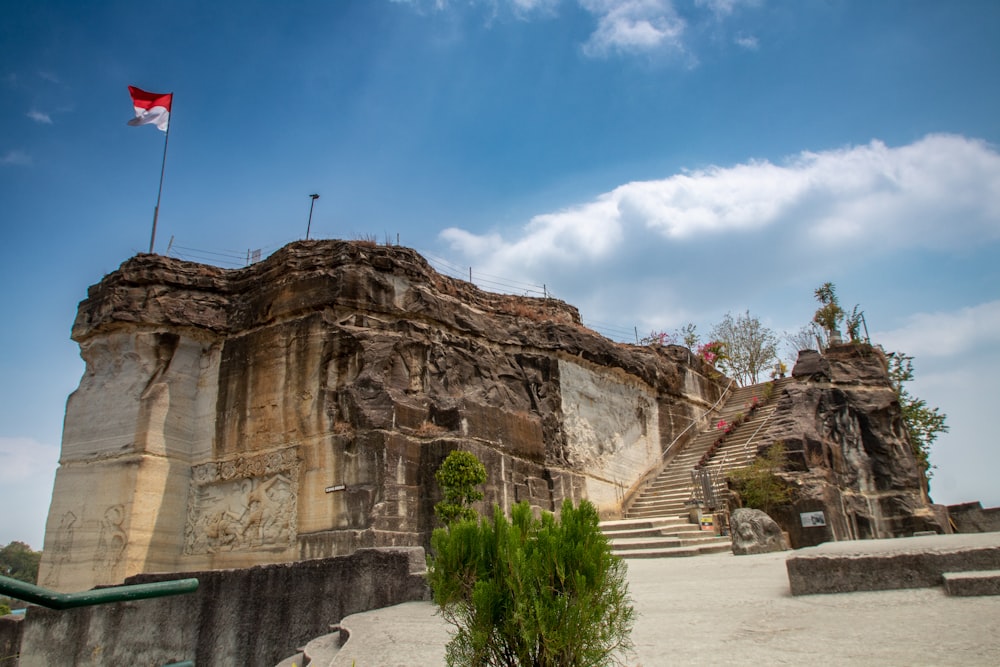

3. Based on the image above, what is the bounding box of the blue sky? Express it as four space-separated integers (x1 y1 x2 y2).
2 0 999 548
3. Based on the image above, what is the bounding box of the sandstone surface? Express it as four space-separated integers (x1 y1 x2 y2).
730 507 788 555
40 240 725 591
760 343 948 547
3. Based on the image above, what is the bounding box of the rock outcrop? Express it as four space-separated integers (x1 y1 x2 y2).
40 240 725 591
761 344 948 547
730 508 789 555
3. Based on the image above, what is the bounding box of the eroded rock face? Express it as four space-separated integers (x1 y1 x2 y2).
763 344 948 547
40 240 725 591
730 508 789 555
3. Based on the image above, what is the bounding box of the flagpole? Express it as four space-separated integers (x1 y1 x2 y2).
149 100 172 254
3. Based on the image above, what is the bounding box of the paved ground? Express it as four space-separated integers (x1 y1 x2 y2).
329 550 1000 666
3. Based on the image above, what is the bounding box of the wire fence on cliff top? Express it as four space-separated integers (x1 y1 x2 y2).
164 240 638 344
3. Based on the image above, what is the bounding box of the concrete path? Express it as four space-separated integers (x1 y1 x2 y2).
329 549 1000 666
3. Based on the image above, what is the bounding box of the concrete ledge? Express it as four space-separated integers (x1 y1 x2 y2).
786 532 1000 595
943 570 1000 597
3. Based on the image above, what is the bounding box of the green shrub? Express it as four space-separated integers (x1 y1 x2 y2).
728 441 794 514
434 450 488 525
428 499 635 667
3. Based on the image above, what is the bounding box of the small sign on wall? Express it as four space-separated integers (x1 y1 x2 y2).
800 511 826 527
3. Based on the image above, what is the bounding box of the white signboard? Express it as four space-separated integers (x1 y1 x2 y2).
800 511 826 527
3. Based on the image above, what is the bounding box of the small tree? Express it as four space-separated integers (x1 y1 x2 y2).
0 541 41 584
887 352 949 479
677 322 700 350
812 282 844 342
435 450 488 525
728 442 794 515
710 310 779 386
429 499 635 667
844 305 865 343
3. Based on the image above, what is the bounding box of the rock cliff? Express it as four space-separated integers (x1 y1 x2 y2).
40 240 725 591
761 344 948 547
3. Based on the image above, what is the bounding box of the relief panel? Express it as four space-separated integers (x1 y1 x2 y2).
184 447 299 554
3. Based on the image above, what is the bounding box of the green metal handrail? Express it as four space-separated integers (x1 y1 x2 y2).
0 574 198 610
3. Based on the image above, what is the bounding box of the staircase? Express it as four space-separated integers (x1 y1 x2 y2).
601 378 792 559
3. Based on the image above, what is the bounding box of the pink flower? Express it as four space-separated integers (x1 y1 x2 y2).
716 419 728 430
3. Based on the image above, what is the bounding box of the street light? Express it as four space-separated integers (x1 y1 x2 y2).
306 193 320 240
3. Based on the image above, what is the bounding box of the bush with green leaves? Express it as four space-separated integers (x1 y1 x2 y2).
728 442 794 514
887 351 948 479
435 449 488 525
428 499 635 667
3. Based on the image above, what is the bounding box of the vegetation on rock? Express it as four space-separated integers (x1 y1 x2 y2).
435 450 488 525
727 442 795 515
428 499 635 667
887 352 949 479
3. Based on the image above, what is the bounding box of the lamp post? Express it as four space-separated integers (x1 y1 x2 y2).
306 193 320 240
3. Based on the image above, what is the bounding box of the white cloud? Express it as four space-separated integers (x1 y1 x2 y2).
579 0 687 56
0 149 31 166
0 436 59 548
695 0 760 19
510 0 560 12
438 133 1000 346
0 437 58 482
734 32 758 49
388 0 764 60
443 135 1000 275
27 109 52 124
874 300 1000 359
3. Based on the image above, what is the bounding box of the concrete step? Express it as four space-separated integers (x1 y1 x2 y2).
626 504 689 515
603 527 688 540
609 536 684 550
630 497 689 508
303 629 343 666
943 570 1000 596
600 517 688 532
612 540 731 559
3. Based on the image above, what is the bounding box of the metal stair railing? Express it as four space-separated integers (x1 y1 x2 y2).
621 379 736 516
0 574 198 610
689 381 783 512
1 574 199 666
660 378 737 463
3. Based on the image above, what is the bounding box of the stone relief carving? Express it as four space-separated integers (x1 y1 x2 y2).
185 448 299 554
42 510 77 586
94 504 129 573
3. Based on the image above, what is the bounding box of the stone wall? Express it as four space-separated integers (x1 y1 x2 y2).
760 344 949 548
18 547 428 667
948 502 1000 533
40 240 725 591
0 614 23 665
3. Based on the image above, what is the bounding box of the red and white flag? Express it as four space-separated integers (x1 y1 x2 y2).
127 86 172 132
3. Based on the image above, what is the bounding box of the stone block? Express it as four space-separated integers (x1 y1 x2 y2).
786 533 1000 595
942 570 1000 596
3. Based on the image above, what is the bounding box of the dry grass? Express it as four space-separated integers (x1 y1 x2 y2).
414 420 448 437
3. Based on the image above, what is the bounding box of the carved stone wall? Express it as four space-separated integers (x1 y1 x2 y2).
40 240 726 590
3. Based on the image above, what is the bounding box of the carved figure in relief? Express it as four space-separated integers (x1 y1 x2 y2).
184 470 296 554
42 510 77 586
94 505 128 572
